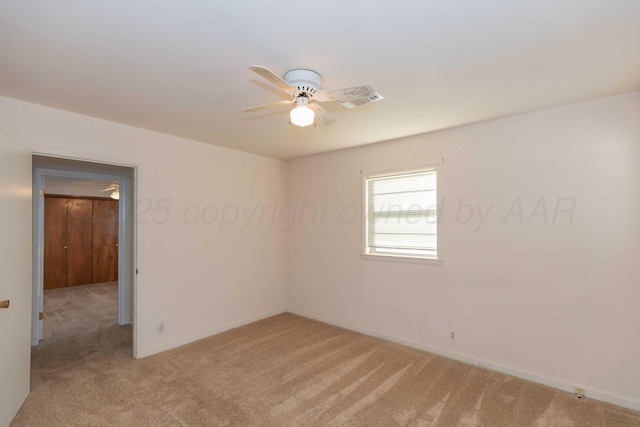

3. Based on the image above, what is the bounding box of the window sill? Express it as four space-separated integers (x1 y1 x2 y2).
360 253 443 266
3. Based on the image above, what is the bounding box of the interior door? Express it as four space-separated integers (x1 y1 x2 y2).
92 199 118 283
66 199 93 286
0 132 32 426
43 197 67 290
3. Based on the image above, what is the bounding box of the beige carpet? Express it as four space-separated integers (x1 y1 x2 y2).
42 281 120 343
12 307 640 425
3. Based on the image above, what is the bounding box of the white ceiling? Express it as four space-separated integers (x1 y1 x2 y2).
1 1 639 160
44 176 118 198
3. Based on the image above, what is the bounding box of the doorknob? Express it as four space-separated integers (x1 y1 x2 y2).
0 300 9 309
64 245 68 249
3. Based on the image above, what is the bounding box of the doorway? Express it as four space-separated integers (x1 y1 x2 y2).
32 155 135 354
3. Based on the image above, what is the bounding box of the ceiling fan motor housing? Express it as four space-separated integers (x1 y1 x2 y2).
284 69 322 96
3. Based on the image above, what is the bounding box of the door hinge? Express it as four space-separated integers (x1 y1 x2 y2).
40 189 45 196
136 268 138 275
39 312 43 320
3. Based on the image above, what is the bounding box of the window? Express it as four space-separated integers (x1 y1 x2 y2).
364 169 438 260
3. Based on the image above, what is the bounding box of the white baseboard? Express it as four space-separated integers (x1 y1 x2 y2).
289 309 640 412
138 307 287 358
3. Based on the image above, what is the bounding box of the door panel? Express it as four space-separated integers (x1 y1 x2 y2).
43 197 67 290
66 199 93 286
0 132 32 426
92 199 118 283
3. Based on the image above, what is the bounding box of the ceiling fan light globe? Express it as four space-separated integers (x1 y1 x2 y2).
290 105 315 127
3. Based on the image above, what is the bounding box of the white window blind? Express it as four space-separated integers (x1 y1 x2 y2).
366 170 437 259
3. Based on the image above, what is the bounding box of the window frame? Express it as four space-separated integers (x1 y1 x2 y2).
361 167 442 265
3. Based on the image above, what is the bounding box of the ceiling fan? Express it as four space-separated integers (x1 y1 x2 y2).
99 184 120 200
242 65 383 127
65 179 120 200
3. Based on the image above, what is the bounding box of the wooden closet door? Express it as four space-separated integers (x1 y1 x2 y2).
43 197 67 290
92 199 118 283
66 199 93 286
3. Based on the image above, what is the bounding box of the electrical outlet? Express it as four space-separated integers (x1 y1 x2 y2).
450 331 455 340
158 321 165 335
575 387 585 398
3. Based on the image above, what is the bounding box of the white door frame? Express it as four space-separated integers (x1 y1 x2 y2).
32 166 135 348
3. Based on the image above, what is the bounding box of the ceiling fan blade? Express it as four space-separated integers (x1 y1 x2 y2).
314 84 377 103
339 92 384 109
99 185 118 192
309 103 337 126
74 181 115 187
249 65 297 96
242 99 295 112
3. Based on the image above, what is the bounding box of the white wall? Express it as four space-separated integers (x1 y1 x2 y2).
287 92 640 409
2 91 639 409
0 96 288 357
